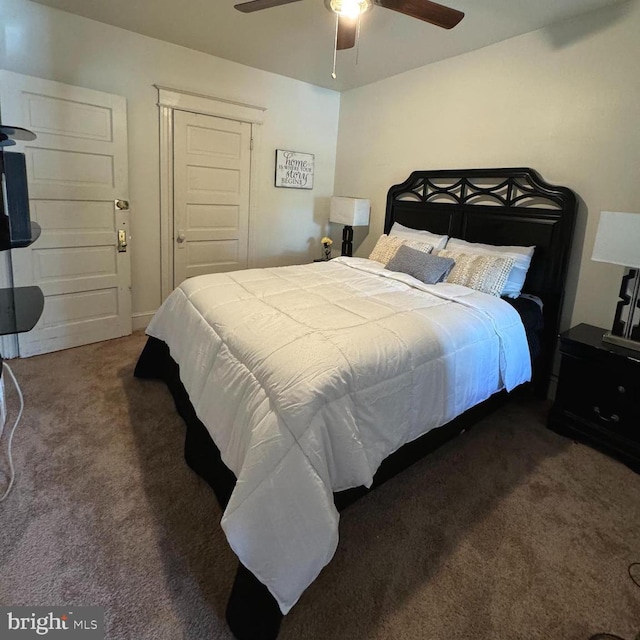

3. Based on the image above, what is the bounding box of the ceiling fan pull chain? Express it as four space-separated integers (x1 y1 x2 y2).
331 13 339 79
355 13 362 66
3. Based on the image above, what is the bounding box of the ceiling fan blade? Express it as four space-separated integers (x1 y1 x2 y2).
337 16 357 50
374 0 464 29
234 0 303 13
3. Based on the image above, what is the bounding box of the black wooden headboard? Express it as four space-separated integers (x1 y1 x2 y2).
384 168 577 394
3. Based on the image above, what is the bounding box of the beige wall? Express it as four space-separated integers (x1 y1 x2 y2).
3 0 639 333
0 0 340 324
335 0 640 332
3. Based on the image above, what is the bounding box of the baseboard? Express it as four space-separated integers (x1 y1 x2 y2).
132 311 156 332
0 335 19 359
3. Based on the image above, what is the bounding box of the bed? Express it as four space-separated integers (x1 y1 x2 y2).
135 168 576 640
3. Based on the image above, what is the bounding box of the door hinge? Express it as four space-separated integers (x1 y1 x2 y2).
250 137 254 151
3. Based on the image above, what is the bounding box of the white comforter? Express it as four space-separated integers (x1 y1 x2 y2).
146 257 531 613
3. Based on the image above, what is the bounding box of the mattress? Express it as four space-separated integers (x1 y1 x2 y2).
146 256 531 613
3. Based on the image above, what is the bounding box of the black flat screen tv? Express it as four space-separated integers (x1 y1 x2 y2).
1 151 33 250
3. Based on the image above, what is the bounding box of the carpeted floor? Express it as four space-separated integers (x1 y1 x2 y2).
0 332 639 640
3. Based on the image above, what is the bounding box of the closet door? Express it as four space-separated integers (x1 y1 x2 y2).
0 71 132 357
173 110 251 286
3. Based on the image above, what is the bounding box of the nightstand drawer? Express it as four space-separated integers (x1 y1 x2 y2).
556 354 640 442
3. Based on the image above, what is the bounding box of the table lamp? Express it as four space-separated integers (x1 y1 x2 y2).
329 196 370 257
591 211 640 351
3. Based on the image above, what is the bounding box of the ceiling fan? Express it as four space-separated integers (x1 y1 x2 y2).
234 1 465 54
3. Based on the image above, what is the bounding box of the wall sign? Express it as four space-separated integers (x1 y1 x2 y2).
275 150 314 190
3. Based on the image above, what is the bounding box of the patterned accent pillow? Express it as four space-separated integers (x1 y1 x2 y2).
446 238 534 298
386 245 453 284
438 249 515 296
368 234 406 265
403 239 435 255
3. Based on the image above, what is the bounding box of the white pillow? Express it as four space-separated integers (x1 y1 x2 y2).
445 238 535 298
390 222 448 250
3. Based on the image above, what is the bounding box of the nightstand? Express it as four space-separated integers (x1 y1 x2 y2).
548 323 640 472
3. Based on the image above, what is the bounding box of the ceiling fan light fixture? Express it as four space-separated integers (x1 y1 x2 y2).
324 0 372 19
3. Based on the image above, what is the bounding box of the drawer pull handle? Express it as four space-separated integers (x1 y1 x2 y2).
593 406 620 423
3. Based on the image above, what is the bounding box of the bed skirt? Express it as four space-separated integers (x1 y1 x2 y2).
134 335 509 640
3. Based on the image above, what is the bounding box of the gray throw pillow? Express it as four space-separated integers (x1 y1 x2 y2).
386 245 455 284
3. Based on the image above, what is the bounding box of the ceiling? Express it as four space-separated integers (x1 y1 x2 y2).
30 0 624 91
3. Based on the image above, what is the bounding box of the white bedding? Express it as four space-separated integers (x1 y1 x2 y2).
146 256 531 613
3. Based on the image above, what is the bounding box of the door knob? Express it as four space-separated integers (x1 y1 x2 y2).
176 232 186 244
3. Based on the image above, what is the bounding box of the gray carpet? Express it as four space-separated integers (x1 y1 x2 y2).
1 332 639 640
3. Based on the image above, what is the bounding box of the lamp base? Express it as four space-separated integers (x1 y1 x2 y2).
602 331 640 353
607 267 640 348
341 225 354 257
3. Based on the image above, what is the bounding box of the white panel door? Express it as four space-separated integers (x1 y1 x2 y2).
173 110 251 286
0 71 131 357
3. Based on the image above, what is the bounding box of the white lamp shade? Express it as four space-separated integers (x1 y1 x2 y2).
592 211 640 269
329 197 370 226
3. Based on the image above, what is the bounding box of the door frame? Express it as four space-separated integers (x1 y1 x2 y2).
156 86 265 301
